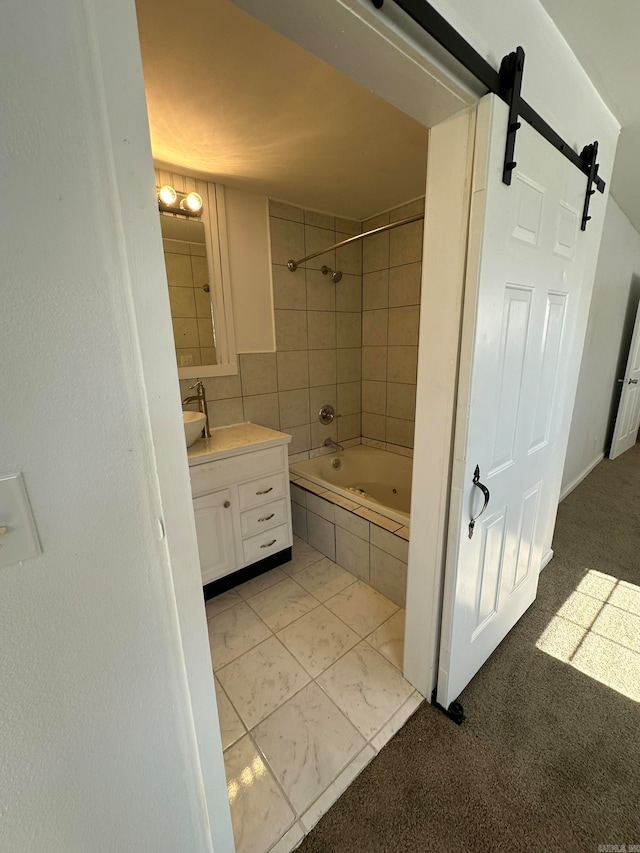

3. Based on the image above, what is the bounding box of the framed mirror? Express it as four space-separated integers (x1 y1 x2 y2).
156 168 237 378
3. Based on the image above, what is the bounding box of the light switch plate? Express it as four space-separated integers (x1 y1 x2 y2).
0 473 41 570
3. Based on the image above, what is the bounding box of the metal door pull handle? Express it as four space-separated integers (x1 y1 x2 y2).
258 513 275 522
256 487 273 495
468 465 490 539
260 539 277 548
630 379 638 385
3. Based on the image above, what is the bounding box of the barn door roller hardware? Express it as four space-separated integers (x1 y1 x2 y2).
431 690 465 725
370 0 606 230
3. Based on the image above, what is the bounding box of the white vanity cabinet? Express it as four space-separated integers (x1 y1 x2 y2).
192 489 237 584
187 424 292 586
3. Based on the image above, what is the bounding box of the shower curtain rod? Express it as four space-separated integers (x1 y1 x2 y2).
286 212 424 272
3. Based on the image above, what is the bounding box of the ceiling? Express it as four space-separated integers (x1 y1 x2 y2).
540 0 640 232
137 0 640 227
135 0 447 220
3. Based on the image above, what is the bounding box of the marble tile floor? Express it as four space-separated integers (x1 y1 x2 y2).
207 536 423 853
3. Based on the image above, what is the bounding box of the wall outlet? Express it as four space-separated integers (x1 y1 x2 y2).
180 354 194 366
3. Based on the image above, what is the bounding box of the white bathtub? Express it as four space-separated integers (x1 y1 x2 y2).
290 445 412 527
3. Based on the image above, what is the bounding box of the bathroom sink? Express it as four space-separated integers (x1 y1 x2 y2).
183 411 206 447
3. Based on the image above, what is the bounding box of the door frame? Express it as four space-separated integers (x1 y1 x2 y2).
231 0 480 700
609 297 640 458
93 0 481 845
403 107 477 695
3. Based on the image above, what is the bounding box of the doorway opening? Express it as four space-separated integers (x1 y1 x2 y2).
134 0 473 849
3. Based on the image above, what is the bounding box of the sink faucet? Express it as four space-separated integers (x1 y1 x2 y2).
324 437 343 452
182 379 211 438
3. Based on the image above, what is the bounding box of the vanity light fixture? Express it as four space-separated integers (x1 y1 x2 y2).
157 185 203 217
158 184 177 206
180 191 203 214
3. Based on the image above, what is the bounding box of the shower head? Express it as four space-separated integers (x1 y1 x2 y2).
321 265 343 284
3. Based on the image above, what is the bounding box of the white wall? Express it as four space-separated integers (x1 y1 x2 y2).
1 0 232 850
562 197 640 494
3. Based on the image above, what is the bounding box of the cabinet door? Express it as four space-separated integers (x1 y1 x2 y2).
193 489 237 585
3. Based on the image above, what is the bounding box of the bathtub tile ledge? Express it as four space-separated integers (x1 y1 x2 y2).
293 477 328 497
354 507 402 534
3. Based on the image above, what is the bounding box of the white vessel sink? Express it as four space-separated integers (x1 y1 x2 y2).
183 411 206 447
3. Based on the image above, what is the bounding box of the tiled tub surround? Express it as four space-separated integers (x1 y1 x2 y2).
361 198 424 450
290 444 412 527
179 195 425 459
178 194 363 457
289 476 410 608
270 200 364 456
178 355 362 459
209 537 422 853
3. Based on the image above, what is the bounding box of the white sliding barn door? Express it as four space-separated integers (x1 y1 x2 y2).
437 95 594 710
609 299 640 459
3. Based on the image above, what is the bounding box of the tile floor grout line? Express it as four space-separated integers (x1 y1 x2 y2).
210 601 275 672
245 730 301 840
321 580 400 639
250 680 368 823
217 589 404 738
293 568 358 600
212 543 415 853
265 821 305 853
245 632 315 729
243 582 325 633
214 626 275 679
311 654 416 749
205 589 243 621
216 671 262 752
296 743 376 832
364 689 423 750
212 575 399 677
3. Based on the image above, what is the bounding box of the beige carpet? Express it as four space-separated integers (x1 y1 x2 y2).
299 445 640 852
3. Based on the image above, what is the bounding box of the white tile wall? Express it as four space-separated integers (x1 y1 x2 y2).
180 196 423 456
361 198 424 449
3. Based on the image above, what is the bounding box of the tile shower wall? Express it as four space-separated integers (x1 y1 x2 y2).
270 201 363 456
361 199 424 450
180 200 362 458
180 197 424 456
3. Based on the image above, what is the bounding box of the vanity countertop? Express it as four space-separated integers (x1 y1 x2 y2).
187 422 291 466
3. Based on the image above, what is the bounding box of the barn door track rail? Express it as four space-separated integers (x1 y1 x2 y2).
371 0 605 230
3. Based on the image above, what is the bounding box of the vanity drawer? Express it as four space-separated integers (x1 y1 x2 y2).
242 523 290 565
190 446 284 497
240 498 288 538
238 472 286 510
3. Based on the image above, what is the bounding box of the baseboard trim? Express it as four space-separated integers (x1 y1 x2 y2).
539 549 554 572
559 453 605 502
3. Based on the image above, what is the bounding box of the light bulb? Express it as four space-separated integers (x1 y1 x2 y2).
158 184 177 206
181 191 203 213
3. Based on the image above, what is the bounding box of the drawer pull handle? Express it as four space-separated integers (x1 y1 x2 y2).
223 500 231 508
256 487 273 495
260 539 277 549
258 513 275 523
